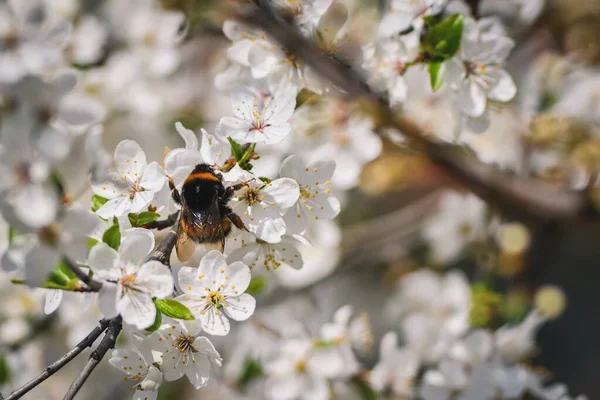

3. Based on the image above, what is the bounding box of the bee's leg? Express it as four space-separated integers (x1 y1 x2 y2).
223 178 255 202
168 176 181 205
227 211 248 231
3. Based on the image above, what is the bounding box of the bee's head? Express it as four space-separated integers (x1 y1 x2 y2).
191 163 217 174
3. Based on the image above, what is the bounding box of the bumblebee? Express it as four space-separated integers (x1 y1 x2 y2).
169 163 247 262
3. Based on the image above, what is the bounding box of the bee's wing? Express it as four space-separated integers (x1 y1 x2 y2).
204 239 225 253
176 221 197 263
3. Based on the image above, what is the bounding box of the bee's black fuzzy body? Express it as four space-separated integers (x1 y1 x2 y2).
170 163 246 261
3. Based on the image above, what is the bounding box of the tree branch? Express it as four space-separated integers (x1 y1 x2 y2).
63 317 122 400
148 226 178 266
4 319 110 400
234 4 596 224
62 257 102 292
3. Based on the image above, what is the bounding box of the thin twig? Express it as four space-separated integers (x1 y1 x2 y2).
63 317 122 400
234 4 596 224
4 319 110 400
62 257 102 292
143 211 179 230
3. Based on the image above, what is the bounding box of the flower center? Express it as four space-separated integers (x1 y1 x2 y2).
175 334 198 354
395 59 407 75
284 49 299 68
294 359 307 373
458 222 473 238
242 187 262 206
129 181 144 199
38 223 60 247
120 274 136 287
208 290 224 307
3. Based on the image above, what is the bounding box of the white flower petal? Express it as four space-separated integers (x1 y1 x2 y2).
488 70 517 102
140 162 166 192
96 196 133 219
223 293 255 321
173 121 198 150
118 290 156 329
221 261 251 295
24 244 59 287
262 178 300 211
44 289 63 315
136 261 174 299
114 140 147 178
199 307 230 336
98 283 119 319
119 228 155 265
88 242 119 275
459 80 487 118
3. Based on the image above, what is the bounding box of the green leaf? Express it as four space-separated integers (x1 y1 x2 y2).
0 355 10 385
313 339 336 349
238 143 256 166
57 261 77 280
146 308 163 332
153 299 195 320
428 61 444 91
91 195 108 213
246 276 268 296
227 137 244 161
422 13 464 62
87 237 99 249
8 227 17 244
352 376 378 400
128 211 161 227
258 176 271 183
236 358 264 388
102 222 121 250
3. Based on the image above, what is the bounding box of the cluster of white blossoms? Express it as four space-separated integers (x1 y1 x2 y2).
0 0 593 399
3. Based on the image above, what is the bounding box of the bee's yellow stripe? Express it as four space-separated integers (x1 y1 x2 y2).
184 171 220 184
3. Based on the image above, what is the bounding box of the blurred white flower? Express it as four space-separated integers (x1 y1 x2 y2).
15 208 99 287
226 166 299 243
216 86 296 145
176 250 256 336
422 191 487 264
151 322 223 389
369 332 420 397
495 310 546 363
268 0 333 33
275 219 341 288
124 3 184 77
446 18 516 123
0 0 70 83
92 140 166 219
263 325 330 400
362 31 420 106
88 228 173 329
379 0 447 37
386 269 471 363
280 155 340 235
109 333 163 400
292 99 382 190
67 15 107 65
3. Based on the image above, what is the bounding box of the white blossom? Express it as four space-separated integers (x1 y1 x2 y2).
109 334 163 400
87 228 173 329
422 191 487 264
279 155 340 234
216 86 297 145
225 166 299 243
379 0 447 37
151 322 223 389
445 18 517 123
176 250 256 336
369 332 420 397
227 231 304 271
92 140 166 219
